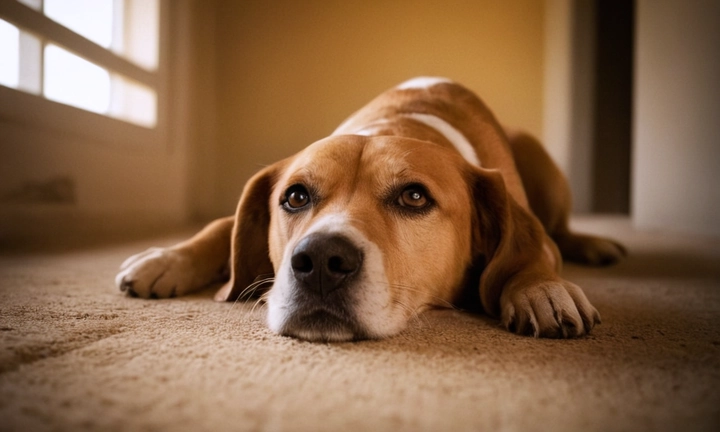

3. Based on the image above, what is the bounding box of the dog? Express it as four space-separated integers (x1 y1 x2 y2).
115 77 625 342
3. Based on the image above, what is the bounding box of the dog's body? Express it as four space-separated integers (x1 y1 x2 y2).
116 77 625 341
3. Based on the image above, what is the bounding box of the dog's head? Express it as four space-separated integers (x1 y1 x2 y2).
215 135 547 342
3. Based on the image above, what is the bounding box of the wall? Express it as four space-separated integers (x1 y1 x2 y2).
0 1 200 247
0 119 187 244
633 0 720 236
210 0 545 217
542 0 574 181
542 0 595 213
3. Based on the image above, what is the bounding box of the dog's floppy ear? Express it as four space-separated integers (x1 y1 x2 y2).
470 167 550 318
214 162 286 302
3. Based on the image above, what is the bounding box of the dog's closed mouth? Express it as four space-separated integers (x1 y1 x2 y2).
282 308 364 342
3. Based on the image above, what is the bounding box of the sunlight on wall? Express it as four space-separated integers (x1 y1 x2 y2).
0 1 158 128
44 0 113 48
0 19 20 88
120 0 160 71
110 76 157 128
44 44 111 114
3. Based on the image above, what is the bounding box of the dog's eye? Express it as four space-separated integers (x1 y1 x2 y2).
397 186 429 209
283 185 311 210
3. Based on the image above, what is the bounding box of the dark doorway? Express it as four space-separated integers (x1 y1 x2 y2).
591 0 634 213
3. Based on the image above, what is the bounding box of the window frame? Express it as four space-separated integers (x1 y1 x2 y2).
0 0 169 149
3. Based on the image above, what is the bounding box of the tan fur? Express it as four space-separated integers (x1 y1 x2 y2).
116 77 625 340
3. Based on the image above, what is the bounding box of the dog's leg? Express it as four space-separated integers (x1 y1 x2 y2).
115 217 233 298
507 130 626 266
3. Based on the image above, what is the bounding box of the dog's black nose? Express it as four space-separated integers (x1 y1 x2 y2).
291 233 363 296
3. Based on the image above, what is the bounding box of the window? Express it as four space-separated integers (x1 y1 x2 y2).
0 0 160 129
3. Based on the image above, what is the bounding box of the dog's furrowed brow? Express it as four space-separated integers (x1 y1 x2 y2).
373 163 442 192
281 161 351 203
284 168 318 188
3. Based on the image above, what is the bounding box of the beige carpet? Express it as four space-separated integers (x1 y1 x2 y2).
1 217 719 432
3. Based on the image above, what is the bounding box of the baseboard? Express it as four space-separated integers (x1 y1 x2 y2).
0 204 190 252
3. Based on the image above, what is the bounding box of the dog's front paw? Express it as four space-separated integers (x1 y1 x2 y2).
115 248 195 299
500 280 600 338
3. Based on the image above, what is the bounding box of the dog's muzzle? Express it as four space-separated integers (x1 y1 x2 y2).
277 232 368 341
291 232 363 296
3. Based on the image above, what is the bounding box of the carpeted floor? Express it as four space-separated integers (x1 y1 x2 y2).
0 217 719 432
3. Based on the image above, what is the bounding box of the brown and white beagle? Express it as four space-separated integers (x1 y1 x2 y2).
116 77 625 342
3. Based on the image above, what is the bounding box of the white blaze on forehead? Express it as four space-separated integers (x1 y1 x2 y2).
304 212 354 235
401 112 481 167
396 76 454 90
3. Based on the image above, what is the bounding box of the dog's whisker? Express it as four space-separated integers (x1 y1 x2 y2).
224 296 244 323
392 298 429 328
379 281 458 310
224 277 275 323
237 274 275 298
242 289 270 317
250 292 269 312
250 296 267 315
392 299 419 321
241 291 270 322
237 277 274 300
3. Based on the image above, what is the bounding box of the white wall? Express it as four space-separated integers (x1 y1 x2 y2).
543 0 596 213
633 0 720 236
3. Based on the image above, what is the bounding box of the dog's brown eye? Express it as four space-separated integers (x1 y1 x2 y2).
284 185 310 210
398 187 428 208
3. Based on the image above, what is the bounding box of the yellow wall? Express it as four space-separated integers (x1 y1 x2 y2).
210 0 545 215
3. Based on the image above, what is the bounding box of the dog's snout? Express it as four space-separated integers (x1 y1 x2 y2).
291 233 363 296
